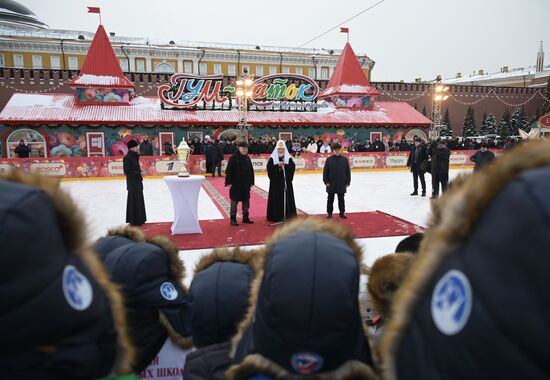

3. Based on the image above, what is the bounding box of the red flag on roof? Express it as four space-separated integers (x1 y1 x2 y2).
87 6 100 14
340 27 349 33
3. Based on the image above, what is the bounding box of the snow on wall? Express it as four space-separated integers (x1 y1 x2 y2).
72 74 127 86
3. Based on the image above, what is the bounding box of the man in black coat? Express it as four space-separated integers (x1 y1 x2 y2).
398 137 410 152
139 136 154 156
407 137 428 196
470 142 495 172
430 140 450 199
14 139 31 158
323 143 351 219
207 139 224 177
372 137 385 152
164 140 175 156
225 142 255 226
123 140 146 226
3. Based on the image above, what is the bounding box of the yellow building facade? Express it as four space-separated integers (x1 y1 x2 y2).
0 25 374 81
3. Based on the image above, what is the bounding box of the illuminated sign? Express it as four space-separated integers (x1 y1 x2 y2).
158 74 321 112
249 74 320 111
158 74 233 110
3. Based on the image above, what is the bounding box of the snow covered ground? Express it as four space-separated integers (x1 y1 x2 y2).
61 169 468 286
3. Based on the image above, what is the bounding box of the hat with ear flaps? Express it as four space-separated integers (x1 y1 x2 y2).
227 218 378 380
0 172 134 379
95 227 192 373
381 140 550 380
190 247 261 349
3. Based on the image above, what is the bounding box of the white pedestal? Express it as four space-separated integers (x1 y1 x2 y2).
163 175 205 235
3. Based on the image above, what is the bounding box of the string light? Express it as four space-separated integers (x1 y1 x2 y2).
375 84 547 108
0 80 67 93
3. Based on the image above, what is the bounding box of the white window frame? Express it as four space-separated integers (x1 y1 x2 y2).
282 67 290 74
14 54 24 68
50 55 60 69
308 68 316 78
241 65 249 74
255 66 264 76
184 62 192 73
32 55 42 69
295 67 303 75
68 56 78 70
269 66 277 75
214 63 222 74
199 63 207 75
0 54 5 67
119 58 129 72
228 64 236 76
136 59 145 72
321 68 329 79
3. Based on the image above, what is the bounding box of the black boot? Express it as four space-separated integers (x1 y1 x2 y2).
230 219 239 226
410 191 418 196
421 191 426 197
326 214 332 219
242 217 254 224
339 213 348 219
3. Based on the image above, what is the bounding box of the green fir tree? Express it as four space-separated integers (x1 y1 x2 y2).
498 109 513 138
511 107 529 133
462 106 478 137
439 108 453 137
481 113 498 135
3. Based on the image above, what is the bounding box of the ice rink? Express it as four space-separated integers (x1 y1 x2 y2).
62 169 468 286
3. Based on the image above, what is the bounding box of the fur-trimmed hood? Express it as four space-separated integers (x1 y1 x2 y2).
367 253 415 321
227 218 377 380
190 247 261 349
381 140 550 379
0 172 133 377
96 225 192 373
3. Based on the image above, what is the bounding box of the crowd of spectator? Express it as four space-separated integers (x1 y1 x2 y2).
155 134 527 159
1 139 549 379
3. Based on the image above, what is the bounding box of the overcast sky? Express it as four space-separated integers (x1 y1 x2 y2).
22 0 550 82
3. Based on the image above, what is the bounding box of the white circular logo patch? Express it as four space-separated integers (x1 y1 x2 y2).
160 282 178 301
431 269 472 335
62 265 93 311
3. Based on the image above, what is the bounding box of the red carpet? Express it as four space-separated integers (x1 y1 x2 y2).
139 211 424 251
203 177 269 219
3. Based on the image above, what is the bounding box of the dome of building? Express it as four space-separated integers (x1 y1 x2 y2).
0 0 47 29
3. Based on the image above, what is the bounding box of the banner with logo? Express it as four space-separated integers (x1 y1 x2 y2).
0 151 488 179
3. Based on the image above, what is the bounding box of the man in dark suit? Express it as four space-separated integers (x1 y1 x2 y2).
430 140 451 199
323 143 351 219
407 137 428 196
225 142 255 226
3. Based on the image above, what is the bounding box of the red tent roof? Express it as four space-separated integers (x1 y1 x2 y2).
319 43 380 98
69 25 134 89
0 93 432 127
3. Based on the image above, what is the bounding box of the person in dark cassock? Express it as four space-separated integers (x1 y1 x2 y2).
123 139 146 226
225 142 255 226
266 140 297 222
323 143 351 219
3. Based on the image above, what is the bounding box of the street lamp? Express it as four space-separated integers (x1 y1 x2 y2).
236 69 254 142
431 75 449 139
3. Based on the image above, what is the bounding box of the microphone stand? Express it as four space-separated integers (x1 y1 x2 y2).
270 158 287 227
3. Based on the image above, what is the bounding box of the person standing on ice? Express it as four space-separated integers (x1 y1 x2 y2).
430 140 450 199
225 141 255 226
266 140 297 222
323 143 350 219
123 139 146 226
407 137 428 196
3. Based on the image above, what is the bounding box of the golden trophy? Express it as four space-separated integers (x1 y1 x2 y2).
176 139 191 177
